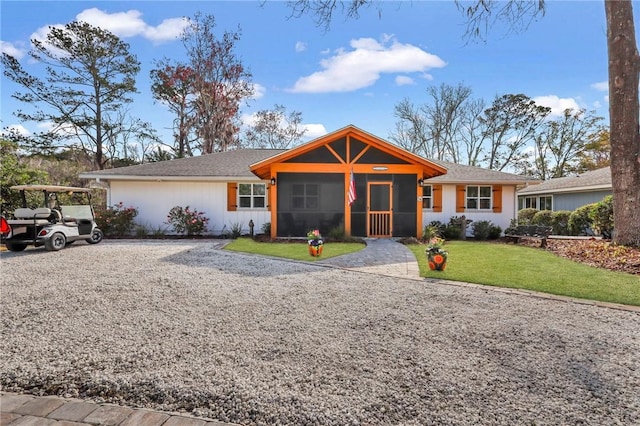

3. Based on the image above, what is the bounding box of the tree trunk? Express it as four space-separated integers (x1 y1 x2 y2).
605 0 640 247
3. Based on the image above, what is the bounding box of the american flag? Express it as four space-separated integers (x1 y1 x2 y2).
348 170 357 206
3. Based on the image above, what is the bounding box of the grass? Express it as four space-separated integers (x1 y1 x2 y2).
409 241 640 306
224 237 366 261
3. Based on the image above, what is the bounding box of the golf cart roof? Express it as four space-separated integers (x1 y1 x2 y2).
10 185 92 193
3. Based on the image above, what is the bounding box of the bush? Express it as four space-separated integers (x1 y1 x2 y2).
443 216 472 240
166 205 209 236
531 210 553 227
517 208 538 225
551 210 572 235
489 224 502 240
421 223 442 243
94 202 138 236
471 220 492 240
328 226 345 240
590 195 614 238
568 203 595 236
261 222 271 235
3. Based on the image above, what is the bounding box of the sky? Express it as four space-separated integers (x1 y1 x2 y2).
1 1 635 149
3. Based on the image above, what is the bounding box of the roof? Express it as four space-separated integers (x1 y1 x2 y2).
79 149 285 181
518 167 611 195
424 160 539 185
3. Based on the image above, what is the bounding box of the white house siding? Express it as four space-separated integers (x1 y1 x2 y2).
422 184 517 235
108 180 271 235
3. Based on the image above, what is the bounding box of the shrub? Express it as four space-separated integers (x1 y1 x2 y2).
443 216 472 240
551 210 572 235
94 202 138 236
568 203 595 236
228 221 243 238
261 222 271 235
489 224 502 240
421 223 442 243
517 208 538 225
590 195 614 238
328 226 345 240
166 205 209 236
531 210 553 226
471 220 492 240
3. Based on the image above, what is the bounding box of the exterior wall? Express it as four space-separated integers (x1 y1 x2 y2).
551 190 611 211
422 184 517 235
108 180 271 235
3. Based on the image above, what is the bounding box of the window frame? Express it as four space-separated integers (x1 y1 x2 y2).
539 195 553 210
422 185 433 209
466 185 493 211
237 183 267 209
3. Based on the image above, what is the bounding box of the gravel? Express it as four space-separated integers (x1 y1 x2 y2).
1 240 639 425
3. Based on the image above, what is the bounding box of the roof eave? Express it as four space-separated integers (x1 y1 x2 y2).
79 174 266 182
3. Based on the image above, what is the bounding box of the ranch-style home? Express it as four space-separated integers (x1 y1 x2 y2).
80 125 537 239
517 166 612 212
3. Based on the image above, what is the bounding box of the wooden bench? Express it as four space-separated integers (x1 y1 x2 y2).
504 225 553 248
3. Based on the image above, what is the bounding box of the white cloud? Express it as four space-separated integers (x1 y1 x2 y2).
289 35 446 93
395 75 414 86
591 81 608 92
533 95 581 117
5 124 31 136
295 41 307 53
0 41 26 59
303 124 328 139
251 83 266 100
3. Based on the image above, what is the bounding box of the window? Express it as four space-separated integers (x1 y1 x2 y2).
292 183 319 209
519 196 537 210
422 185 432 209
238 183 266 209
466 185 492 210
539 196 552 210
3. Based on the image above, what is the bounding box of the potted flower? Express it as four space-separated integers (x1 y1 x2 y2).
426 237 448 271
307 229 324 257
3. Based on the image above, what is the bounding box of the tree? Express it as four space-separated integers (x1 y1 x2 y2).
150 61 197 158
288 0 640 247
576 128 611 172
605 1 640 246
243 105 307 149
182 13 254 153
0 137 48 213
532 109 604 180
1 21 143 170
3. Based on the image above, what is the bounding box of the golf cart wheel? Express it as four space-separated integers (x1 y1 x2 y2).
86 228 103 244
45 232 66 251
6 242 27 252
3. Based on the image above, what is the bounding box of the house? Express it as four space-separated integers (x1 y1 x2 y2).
517 167 612 212
80 125 536 238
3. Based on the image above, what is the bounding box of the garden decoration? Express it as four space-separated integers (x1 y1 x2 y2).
307 229 324 257
426 237 448 271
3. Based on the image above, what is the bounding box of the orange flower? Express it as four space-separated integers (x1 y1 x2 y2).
433 254 444 264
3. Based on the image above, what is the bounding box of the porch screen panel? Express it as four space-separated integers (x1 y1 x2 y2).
277 173 344 237
350 173 367 237
393 174 417 237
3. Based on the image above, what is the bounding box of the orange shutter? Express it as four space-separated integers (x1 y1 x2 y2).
456 185 466 212
492 185 503 213
433 184 443 212
267 184 272 211
227 182 237 211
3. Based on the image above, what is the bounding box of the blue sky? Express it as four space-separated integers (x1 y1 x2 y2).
1 1 633 146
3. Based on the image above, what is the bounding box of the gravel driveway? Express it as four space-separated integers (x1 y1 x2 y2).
1 240 639 425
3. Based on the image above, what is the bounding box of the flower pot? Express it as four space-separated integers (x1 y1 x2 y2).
427 252 447 271
309 244 323 257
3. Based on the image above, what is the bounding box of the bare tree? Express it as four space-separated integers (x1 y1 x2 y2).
390 99 432 158
458 98 487 166
1 21 142 170
243 105 307 149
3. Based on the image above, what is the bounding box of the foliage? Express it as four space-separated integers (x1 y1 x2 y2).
531 210 553 227
443 216 471 240
0 138 49 213
421 223 443 243
590 195 614 238
517 208 538 225
243 104 307 149
327 226 345 240
307 229 324 246
261 222 271 235
471 220 501 240
1 21 145 170
426 237 448 259
576 129 611 171
551 210 572 235
568 204 595 236
228 221 243 239
94 202 138 236
166 205 209 236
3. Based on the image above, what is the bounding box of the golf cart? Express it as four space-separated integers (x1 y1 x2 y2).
0 185 103 252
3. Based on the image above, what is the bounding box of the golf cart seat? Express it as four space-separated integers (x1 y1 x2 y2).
9 208 52 225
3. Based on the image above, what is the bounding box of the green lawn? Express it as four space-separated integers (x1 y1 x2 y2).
225 238 366 261
409 241 640 306
224 238 639 306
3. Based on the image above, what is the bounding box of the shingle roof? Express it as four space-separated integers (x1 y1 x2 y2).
518 167 611 194
424 159 538 184
80 149 285 180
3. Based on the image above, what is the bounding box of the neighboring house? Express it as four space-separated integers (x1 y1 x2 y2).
80 125 536 238
517 167 612 212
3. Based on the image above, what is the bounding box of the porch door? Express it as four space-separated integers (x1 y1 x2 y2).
367 182 392 237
